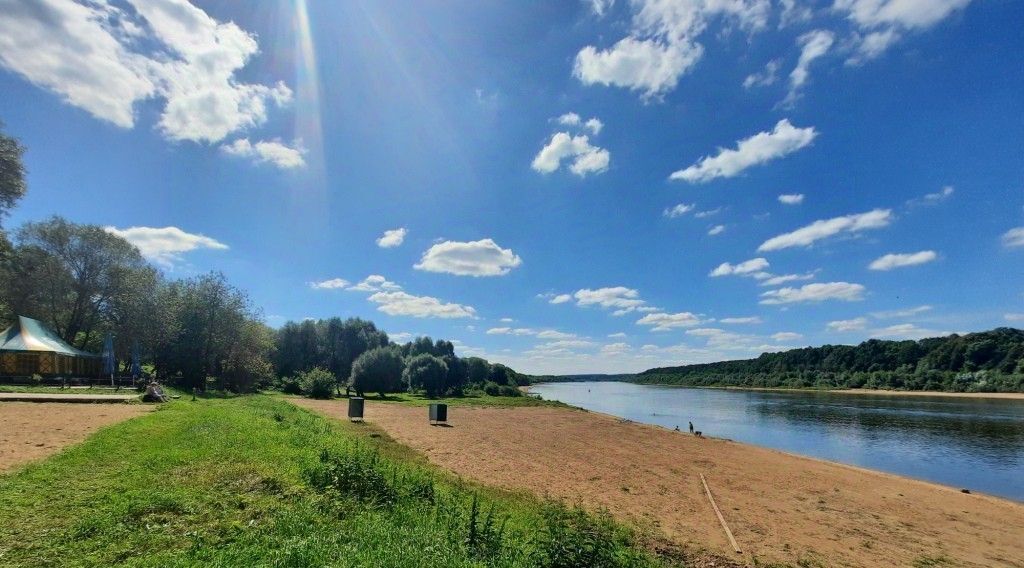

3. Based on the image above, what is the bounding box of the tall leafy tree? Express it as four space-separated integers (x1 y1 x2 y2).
403 353 448 398
349 345 405 397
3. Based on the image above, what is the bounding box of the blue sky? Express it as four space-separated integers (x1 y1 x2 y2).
1 0 1022 374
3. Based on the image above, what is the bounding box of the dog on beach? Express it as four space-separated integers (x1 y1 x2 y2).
694 431 703 438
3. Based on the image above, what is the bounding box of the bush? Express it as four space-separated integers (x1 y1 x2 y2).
531 501 643 568
276 374 302 395
298 367 336 399
482 381 500 396
498 384 522 397
349 346 405 397
305 447 397 507
403 354 448 398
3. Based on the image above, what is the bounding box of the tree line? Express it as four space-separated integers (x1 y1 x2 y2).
637 329 1024 393
0 123 524 397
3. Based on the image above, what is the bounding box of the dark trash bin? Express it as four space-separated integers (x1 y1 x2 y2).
348 397 364 422
429 403 447 425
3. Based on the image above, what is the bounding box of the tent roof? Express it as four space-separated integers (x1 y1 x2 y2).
0 316 99 357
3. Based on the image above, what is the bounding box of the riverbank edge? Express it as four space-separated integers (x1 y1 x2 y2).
524 385 1023 505
552 382 1024 400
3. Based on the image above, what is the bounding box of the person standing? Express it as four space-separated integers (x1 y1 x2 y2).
689 421 694 434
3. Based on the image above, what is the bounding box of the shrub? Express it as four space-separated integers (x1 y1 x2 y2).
403 354 448 398
305 447 397 507
298 367 336 399
498 384 522 397
276 374 302 395
349 346 405 397
531 501 641 568
482 381 500 396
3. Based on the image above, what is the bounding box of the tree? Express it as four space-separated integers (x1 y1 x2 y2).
465 357 491 385
403 354 448 398
298 367 336 399
0 122 26 225
349 346 405 397
6 216 152 348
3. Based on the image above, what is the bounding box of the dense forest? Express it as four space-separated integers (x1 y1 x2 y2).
0 123 523 398
637 329 1024 393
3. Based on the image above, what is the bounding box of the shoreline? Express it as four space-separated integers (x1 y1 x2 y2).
536 381 1024 400
296 398 1024 567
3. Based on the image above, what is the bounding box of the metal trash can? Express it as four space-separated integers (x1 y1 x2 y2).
348 397 364 422
429 403 447 425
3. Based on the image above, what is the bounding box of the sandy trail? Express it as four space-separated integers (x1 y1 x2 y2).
0 402 150 472
295 399 1024 567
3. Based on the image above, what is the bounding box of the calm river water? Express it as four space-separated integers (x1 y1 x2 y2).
528 381 1024 501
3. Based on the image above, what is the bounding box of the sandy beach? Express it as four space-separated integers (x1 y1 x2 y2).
296 399 1024 567
0 402 150 472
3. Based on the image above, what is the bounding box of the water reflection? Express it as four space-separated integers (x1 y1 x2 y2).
529 382 1024 501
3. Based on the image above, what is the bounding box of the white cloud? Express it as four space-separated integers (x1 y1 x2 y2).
1002 227 1024 248
771 331 803 342
870 305 932 319
608 332 628 338
709 258 770 277
348 275 402 292
758 209 892 251
778 193 805 205
868 250 937 271
309 278 350 290
1005 313 1024 323
870 323 952 340
670 120 817 183
500 317 515 323
537 330 577 340
222 138 306 169
601 342 631 356
389 332 414 343
0 0 292 143
708 225 726 236
376 228 408 248
782 30 834 106
587 0 616 17
573 0 770 99
743 59 781 89
585 117 604 135
908 185 954 206
368 291 476 319
694 208 722 218
719 316 763 324
837 0 974 62
531 132 610 177
760 282 866 304
548 294 573 304
415 239 522 276
758 272 816 287
574 287 646 312
636 311 702 331
486 327 537 336
104 225 228 267
557 112 581 126
663 203 695 218
827 317 868 332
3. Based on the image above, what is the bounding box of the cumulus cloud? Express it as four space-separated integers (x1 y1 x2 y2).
574 287 646 312
744 59 781 88
1004 313 1024 323
771 331 803 342
0 0 292 143
104 225 227 267
309 278 350 290
837 0 974 63
556 112 604 135
670 120 817 183
637 311 702 331
573 0 770 99
547 294 573 304
782 30 834 107
827 317 868 332
907 185 954 207
868 250 937 271
760 282 865 304
376 228 408 248
348 275 402 292
707 225 726 236
486 327 537 336
415 239 522 276
1002 227 1024 248
532 132 610 177
719 316 763 324
709 258 770 277
758 272 816 287
221 138 306 169
758 209 892 251
870 323 952 340
368 291 476 319
663 203 695 218
600 342 631 356
778 193 805 205
608 332 628 338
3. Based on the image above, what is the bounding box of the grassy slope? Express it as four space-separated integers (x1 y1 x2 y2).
0 397 697 568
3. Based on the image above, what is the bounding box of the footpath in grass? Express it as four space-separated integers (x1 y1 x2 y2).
0 396 716 568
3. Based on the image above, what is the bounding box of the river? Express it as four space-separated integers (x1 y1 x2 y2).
528 381 1024 501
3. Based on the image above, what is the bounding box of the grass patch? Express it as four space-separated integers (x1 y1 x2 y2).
0 396 693 567
278 390 566 408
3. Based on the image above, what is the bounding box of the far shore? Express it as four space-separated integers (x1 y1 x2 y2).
532 381 1024 400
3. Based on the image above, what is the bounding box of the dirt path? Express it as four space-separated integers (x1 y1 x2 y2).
295 399 1024 567
0 402 150 472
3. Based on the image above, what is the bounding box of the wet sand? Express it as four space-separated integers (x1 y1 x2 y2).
296 399 1024 567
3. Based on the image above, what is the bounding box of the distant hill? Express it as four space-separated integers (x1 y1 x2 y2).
637 328 1024 393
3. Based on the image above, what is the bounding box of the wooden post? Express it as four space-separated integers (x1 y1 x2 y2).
700 473 741 554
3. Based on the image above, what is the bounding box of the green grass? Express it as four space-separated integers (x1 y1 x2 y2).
0 396 708 567
0 385 133 394
278 390 567 408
